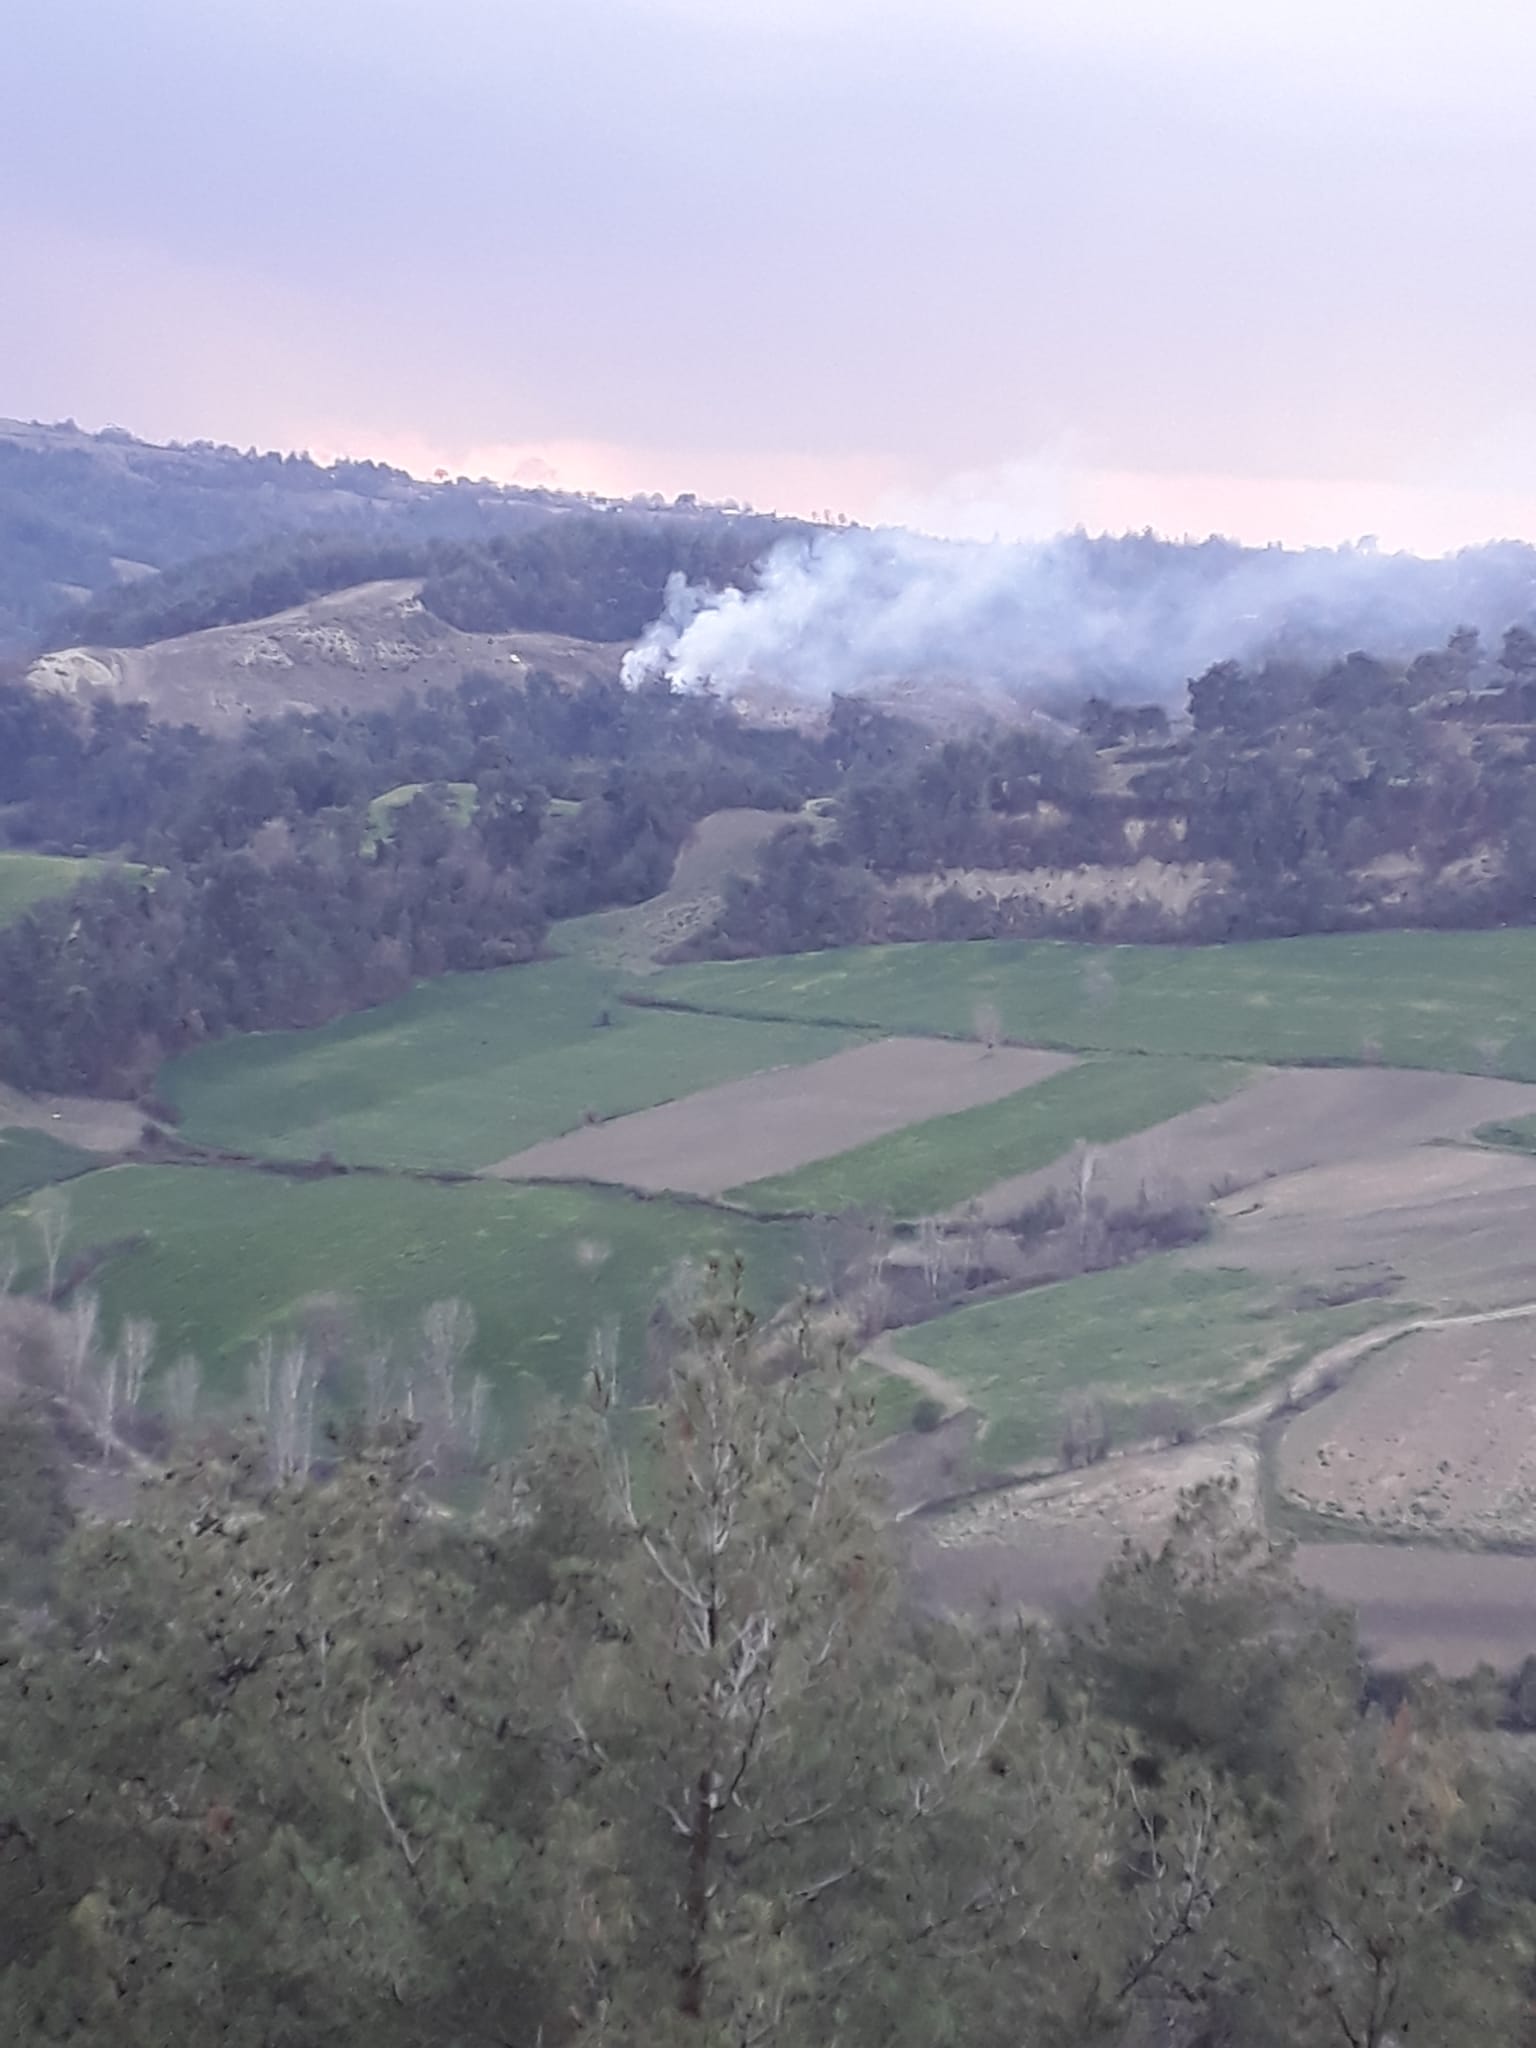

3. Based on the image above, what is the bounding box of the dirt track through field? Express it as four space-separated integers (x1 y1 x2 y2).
487 1039 1076 1197
954 1066 1536 1222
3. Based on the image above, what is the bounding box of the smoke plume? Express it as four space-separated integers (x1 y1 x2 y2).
621 527 1536 709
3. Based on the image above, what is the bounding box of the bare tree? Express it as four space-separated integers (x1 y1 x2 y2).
916 1215 946 1302
1060 1393 1112 1469
164 1353 202 1426
31 1188 70 1302
92 1348 121 1459
361 1341 397 1435
1069 1138 1099 1269
587 1317 620 1405
249 1335 318 1484
117 1316 156 1412
972 999 1003 1055
60 1290 99 1400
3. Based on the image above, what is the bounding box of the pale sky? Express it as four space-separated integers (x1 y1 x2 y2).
6 0 1536 550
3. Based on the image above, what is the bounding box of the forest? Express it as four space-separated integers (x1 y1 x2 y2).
703 626 1536 955
3 1262 1535 2047
5 608 1536 1093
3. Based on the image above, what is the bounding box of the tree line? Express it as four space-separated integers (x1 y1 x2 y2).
2 1261 1535 2046
0 669 836 1095
699 625 1536 958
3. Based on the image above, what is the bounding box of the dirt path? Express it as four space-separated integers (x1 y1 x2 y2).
862 1332 970 1413
1225 1297 1536 1434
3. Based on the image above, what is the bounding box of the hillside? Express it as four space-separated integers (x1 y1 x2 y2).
24 578 626 728
0 417 804 653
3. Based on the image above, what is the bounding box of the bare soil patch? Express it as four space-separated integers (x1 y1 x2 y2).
1194 1143 1536 1313
1278 1310 1536 1544
958 1066 1536 1224
1293 1545 1536 1673
0 1082 142 1154
562 809 795 975
907 1439 1259 1620
28 580 625 730
488 1039 1076 1197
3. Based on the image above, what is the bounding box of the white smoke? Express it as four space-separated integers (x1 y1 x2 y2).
622 526 1536 709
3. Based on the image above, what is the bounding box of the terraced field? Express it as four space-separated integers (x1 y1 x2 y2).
895 1260 1407 1469
0 1166 809 1425
728 1056 1245 1217
651 930 1536 1077
160 958 864 1171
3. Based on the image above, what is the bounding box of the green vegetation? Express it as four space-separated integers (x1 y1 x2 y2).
0 851 104 925
654 929 1536 1078
0 1165 806 1425
0 1127 99 1206
731 1056 1247 1216
160 958 864 1171
895 1258 1410 1467
2 1289 1524 2046
364 779 477 847
1474 1114 1536 1154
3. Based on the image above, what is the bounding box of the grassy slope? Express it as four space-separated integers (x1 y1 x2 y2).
160 958 865 1172
0 1167 806 1426
0 1127 99 1206
0 851 104 924
651 931 1536 1078
729 1057 1248 1217
1474 1115 1536 1154
896 1259 1410 1467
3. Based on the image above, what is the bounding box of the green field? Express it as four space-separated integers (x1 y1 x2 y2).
0 1166 807 1427
730 1057 1248 1217
651 930 1536 1078
0 851 106 925
0 1127 99 1206
1475 1115 1536 1155
160 958 865 1171
894 1258 1410 1468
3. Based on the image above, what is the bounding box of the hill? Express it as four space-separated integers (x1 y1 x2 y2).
24 579 626 728
0 416 809 654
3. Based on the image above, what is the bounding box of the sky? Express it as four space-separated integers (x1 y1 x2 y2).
5 0 1536 551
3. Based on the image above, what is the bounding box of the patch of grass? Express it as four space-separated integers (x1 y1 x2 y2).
364 781 477 848
0 1166 810 1432
0 851 107 925
159 958 866 1172
0 1127 99 1206
651 930 1536 1079
1474 1115 1536 1155
730 1057 1248 1217
891 1258 1409 1467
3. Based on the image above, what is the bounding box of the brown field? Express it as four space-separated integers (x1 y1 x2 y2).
489 1039 1077 1196
1277 1309 1536 1544
908 1439 1261 1620
1293 1545 1536 1674
26 579 625 730
957 1066 1536 1222
0 1081 142 1153
1193 1143 1536 1312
